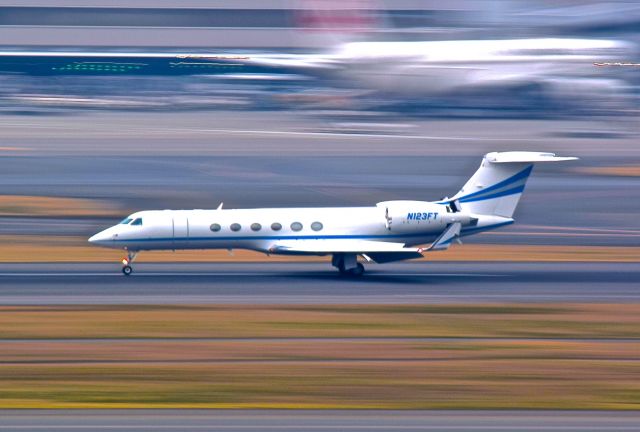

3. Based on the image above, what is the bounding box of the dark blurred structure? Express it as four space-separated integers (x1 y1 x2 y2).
0 0 638 117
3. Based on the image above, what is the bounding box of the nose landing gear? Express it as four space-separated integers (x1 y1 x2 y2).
121 251 138 276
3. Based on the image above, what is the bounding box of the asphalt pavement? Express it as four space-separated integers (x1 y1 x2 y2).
0 262 638 305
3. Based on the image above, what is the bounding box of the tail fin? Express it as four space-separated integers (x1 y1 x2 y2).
451 152 577 218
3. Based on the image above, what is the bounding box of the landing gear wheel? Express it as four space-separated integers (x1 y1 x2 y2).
348 262 365 277
333 254 363 277
121 251 138 276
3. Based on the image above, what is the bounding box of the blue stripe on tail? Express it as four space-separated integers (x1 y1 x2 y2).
455 165 532 202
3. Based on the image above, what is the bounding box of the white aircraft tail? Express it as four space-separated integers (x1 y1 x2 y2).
450 152 577 218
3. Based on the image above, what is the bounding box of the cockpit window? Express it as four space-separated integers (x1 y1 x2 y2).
131 218 143 226
120 218 133 224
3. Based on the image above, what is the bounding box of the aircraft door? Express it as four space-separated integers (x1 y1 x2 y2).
172 213 189 249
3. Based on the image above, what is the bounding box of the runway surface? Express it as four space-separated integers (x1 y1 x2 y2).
1 410 639 432
0 262 638 305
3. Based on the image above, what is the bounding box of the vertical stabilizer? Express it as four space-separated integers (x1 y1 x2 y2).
450 152 577 218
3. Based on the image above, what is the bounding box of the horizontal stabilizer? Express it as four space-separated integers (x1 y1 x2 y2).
485 152 578 163
427 222 461 251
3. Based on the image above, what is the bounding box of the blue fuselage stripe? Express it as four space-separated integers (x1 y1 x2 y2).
110 233 432 243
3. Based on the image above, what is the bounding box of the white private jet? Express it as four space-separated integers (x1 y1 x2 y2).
89 151 576 276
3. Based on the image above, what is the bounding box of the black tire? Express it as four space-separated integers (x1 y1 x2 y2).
122 265 133 276
348 263 365 277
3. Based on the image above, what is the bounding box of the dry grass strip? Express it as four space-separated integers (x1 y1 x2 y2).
0 304 639 340
0 304 638 409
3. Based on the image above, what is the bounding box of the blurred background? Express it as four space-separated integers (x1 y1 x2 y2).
0 0 638 116
0 0 639 416
0 0 638 252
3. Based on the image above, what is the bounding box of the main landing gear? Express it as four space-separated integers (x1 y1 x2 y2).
121 251 138 276
332 253 365 277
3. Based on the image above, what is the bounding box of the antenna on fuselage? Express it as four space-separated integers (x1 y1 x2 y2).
384 207 392 230
217 202 224 210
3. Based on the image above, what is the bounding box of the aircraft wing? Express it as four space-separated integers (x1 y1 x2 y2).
269 239 423 263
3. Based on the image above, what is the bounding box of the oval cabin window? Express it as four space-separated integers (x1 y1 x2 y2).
291 222 303 232
251 223 262 231
311 221 323 231
210 223 221 232
230 223 241 232
271 222 282 231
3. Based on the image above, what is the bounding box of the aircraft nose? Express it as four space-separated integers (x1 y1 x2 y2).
88 229 112 245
